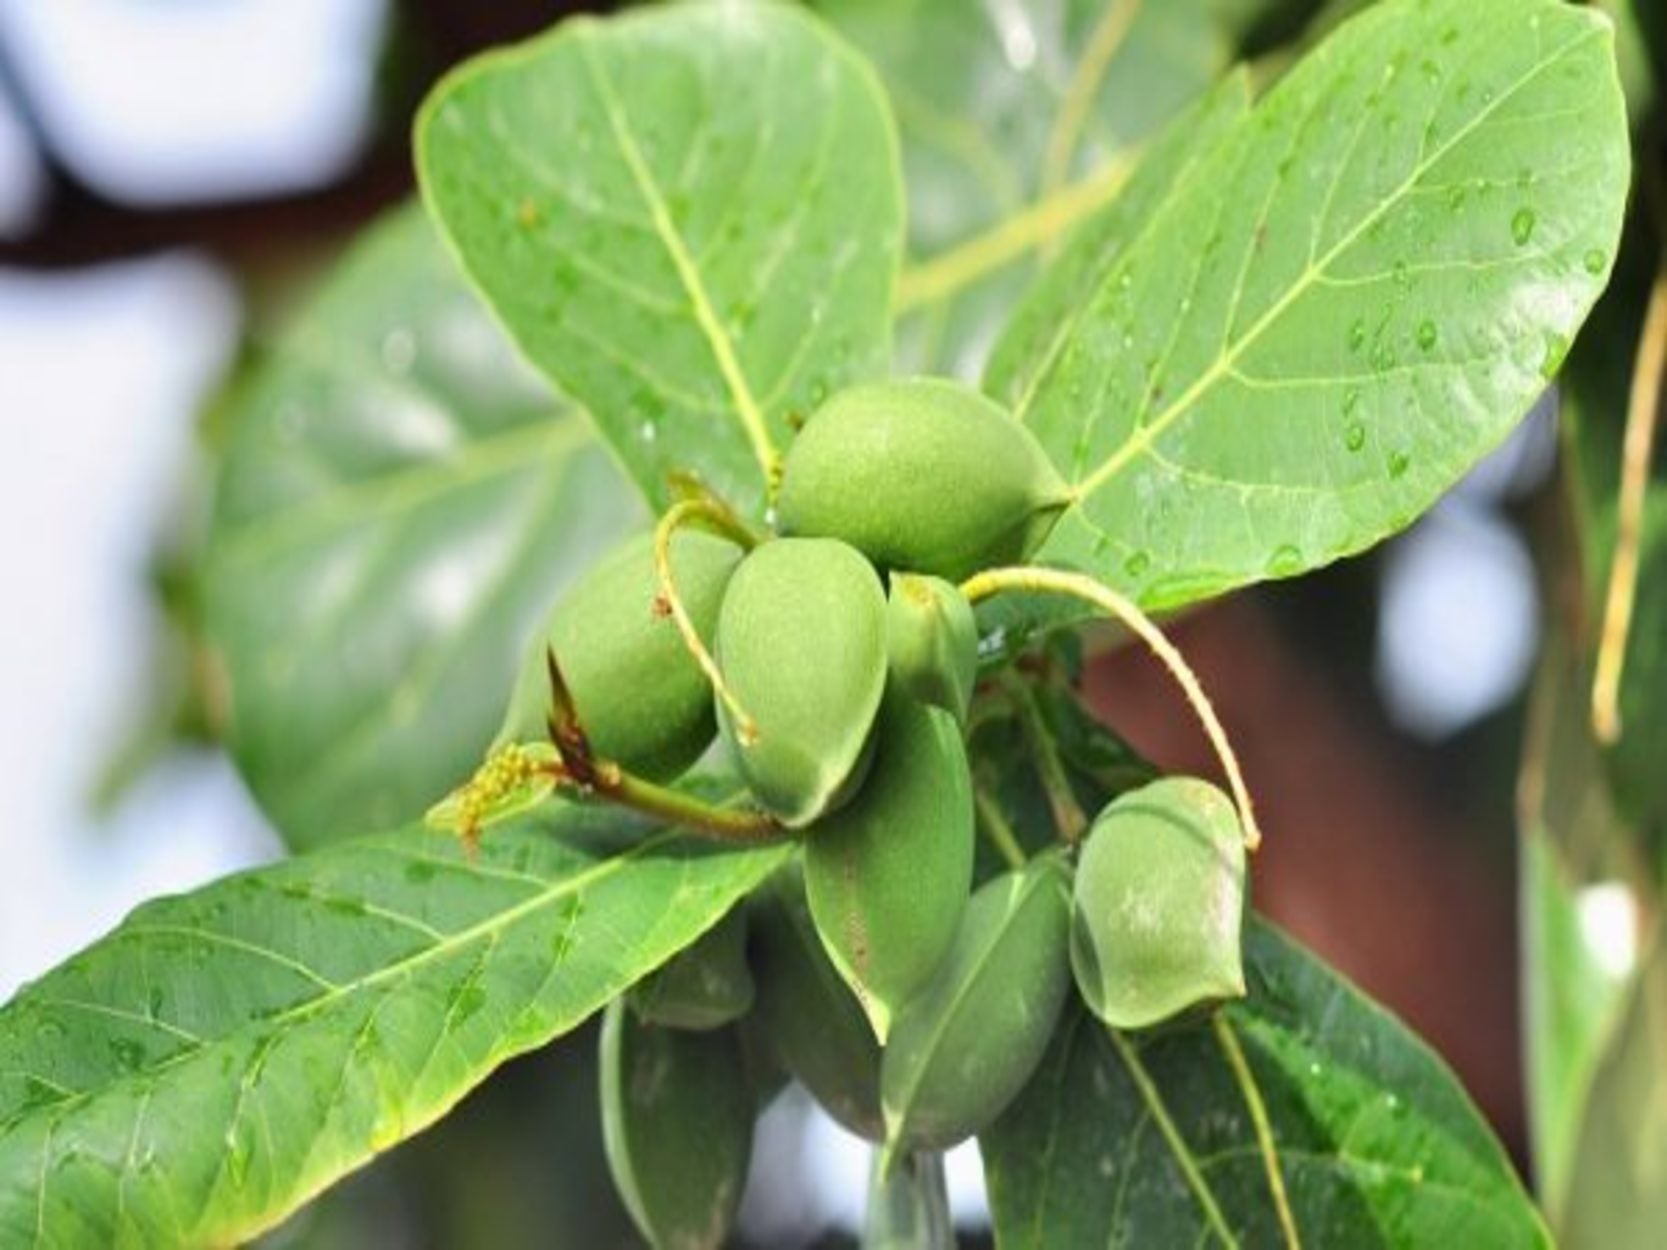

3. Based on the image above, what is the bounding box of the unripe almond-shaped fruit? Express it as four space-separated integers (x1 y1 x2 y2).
881 853 1072 1151
498 530 741 781
886 573 979 726
776 378 1070 582
749 864 884 1141
598 1001 753 1250
805 687 973 1041
628 908 753 1031
715 538 887 826
1071 777 1247 1031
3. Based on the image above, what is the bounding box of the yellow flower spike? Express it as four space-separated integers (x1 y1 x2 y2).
425 741 562 842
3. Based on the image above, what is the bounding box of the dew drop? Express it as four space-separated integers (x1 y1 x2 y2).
638 420 658 444
1343 387 1361 415
1541 331 1570 379
1416 321 1437 351
1124 550 1151 578
1392 260 1410 287
1347 318 1367 352
1584 249 1607 276
1267 545 1302 576
1388 450 1411 479
1345 422 1366 452
1510 208 1536 246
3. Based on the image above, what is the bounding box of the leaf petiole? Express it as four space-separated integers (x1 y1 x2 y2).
996 671 1088 844
961 566 1261 851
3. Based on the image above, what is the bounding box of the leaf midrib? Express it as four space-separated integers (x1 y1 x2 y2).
576 31 779 484
1067 18 1602 501
2 829 675 1128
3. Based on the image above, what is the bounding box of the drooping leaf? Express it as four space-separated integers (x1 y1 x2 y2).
982 920 1548 1247
1516 635 1637 1219
817 0 1233 377
1005 0 1629 611
204 205 642 849
1560 922 1667 1248
0 804 786 1246
416 2 904 517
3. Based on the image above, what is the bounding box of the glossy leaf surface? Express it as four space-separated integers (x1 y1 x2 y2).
0 806 786 1245
417 2 904 516
1010 0 1630 610
982 920 1548 1247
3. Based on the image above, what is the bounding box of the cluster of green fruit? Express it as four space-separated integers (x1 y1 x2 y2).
446 379 1251 1250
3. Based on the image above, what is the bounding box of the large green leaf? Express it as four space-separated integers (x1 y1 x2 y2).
982 920 1548 1247
817 0 1232 377
0 805 786 1246
415 2 903 517
1000 0 1629 611
986 71 1253 405
1561 922 1667 1248
204 205 641 850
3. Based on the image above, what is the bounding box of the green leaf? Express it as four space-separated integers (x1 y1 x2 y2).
1560 923 1667 1248
1517 635 1636 1219
985 71 1253 404
415 2 904 517
817 0 1232 376
0 805 786 1246
204 205 641 849
982 920 1548 1248
1009 0 1630 611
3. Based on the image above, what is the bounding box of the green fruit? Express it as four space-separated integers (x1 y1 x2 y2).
628 909 754 1031
749 864 884 1140
1070 777 1248 1031
598 1001 753 1250
886 573 978 725
881 854 1072 1151
776 378 1070 581
715 537 887 825
804 688 973 1041
498 530 741 780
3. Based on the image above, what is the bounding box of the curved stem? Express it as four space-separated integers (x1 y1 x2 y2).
1040 0 1143 204
998 672 1088 843
962 566 1262 851
973 786 1028 870
1213 1013 1301 1249
561 761 786 844
654 499 760 743
1592 261 1667 743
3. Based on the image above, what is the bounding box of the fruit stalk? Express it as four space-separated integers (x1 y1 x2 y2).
960 566 1262 850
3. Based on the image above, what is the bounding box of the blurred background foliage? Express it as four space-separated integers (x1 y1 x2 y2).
0 0 1660 1244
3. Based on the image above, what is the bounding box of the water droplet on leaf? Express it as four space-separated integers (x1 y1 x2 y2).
1416 321 1437 351
1510 208 1536 246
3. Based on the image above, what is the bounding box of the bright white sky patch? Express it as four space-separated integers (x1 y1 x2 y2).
1376 501 1539 739
0 0 387 205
